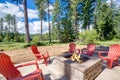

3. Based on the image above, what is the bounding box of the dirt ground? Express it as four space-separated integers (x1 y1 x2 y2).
0 44 85 64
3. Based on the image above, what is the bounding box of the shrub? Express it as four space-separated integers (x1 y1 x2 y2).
31 36 41 46
79 29 99 44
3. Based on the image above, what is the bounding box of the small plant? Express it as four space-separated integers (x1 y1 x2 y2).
79 29 99 44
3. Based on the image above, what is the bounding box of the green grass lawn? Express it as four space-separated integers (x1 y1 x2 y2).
76 40 120 46
0 40 120 51
0 41 67 51
99 40 120 46
0 42 27 51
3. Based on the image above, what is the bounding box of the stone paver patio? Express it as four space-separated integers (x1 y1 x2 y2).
0 56 120 80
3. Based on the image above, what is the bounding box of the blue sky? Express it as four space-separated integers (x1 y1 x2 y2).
0 0 54 34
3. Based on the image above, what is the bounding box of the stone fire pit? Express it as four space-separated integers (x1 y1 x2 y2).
52 53 102 80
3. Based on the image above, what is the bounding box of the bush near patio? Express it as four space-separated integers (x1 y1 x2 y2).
79 29 99 44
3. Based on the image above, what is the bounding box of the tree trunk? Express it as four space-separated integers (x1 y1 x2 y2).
47 0 51 43
74 9 78 40
68 0 71 20
110 0 113 8
0 18 3 39
58 15 61 42
23 0 30 43
40 15 43 41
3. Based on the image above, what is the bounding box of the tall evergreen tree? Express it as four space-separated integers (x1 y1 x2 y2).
96 3 115 40
52 0 61 41
11 15 18 42
71 0 81 40
0 18 4 41
82 0 96 29
47 0 51 43
12 0 30 43
35 0 46 41
5 14 12 41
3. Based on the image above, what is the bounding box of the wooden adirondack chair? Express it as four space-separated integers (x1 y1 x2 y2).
82 43 96 56
0 53 44 80
31 45 50 66
98 44 120 69
69 42 80 53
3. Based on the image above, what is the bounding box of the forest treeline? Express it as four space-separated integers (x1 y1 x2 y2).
0 0 120 44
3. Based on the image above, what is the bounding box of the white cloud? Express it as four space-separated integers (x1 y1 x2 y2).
17 21 25 33
0 1 49 34
0 1 39 20
45 4 54 11
45 4 54 15
17 20 49 34
29 21 49 34
0 2 24 19
28 9 39 19
107 0 120 8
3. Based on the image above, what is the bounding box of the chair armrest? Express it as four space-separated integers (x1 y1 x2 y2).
76 48 81 53
98 51 108 57
39 51 49 55
81 48 87 54
34 54 43 57
15 61 38 69
34 51 49 60
98 51 109 60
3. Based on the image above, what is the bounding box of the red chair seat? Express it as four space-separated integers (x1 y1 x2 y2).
98 44 120 69
0 53 44 80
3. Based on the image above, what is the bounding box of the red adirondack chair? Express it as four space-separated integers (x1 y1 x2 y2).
0 53 44 80
98 44 120 69
82 43 96 56
69 42 80 53
31 45 50 66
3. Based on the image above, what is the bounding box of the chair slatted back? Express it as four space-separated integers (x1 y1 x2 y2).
108 44 120 58
31 45 41 59
69 42 76 53
87 43 96 55
0 53 21 80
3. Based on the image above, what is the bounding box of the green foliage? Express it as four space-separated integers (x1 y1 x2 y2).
51 24 59 40
0 14 20 42
0 34 2 42
52 0 61 41
31 35 40 46
113 11 120 39
17 34 25 42
30 35 51 46
60 18 75 43
79 29 98 44
96 3 115 40
82 0 96 29
70 0 81 39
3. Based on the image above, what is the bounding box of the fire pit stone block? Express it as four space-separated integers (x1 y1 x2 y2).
52 54 102 80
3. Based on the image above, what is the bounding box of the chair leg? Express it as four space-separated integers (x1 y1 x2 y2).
107 60 113 69
43 59 47 66
48 57 50 62
114 60 119 65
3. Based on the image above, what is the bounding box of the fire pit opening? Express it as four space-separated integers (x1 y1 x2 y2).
63 53 90 63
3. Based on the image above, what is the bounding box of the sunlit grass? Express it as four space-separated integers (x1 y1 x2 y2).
0 42 27 51
99 40 120 46
0 41 67 51
76 40 120 46
0 40 120 51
